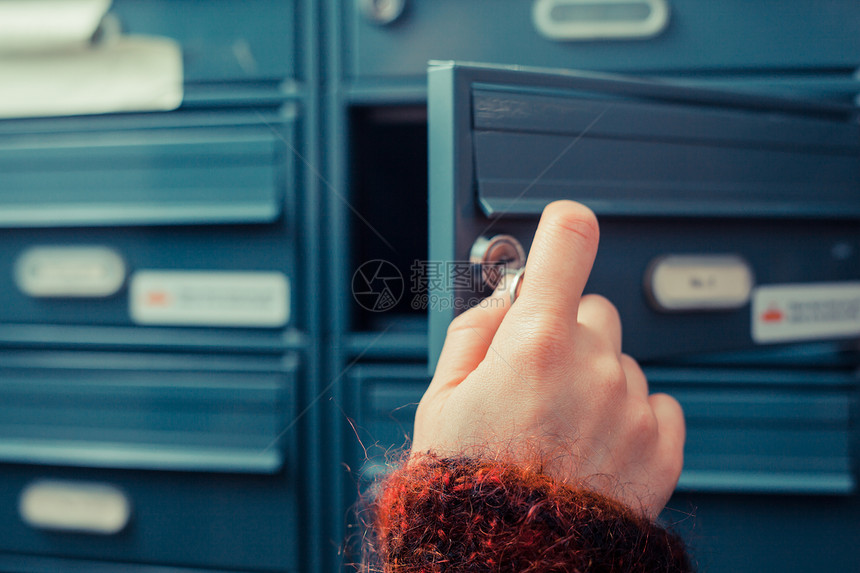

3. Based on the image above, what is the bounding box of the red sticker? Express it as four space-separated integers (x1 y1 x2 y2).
760 307 784 323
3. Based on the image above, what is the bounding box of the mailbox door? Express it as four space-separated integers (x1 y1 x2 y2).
428 62 860 364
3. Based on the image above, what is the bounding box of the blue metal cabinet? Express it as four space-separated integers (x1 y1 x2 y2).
0 350 301 571
344 0 860 80
428 62 860 362
110 0 301 83
0 108 304 335
0 2 321 572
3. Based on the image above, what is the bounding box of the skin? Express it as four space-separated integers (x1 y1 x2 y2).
412 200 685 520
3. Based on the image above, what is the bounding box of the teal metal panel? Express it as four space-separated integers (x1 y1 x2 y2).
667 492 860 573
0 109 295 227
0 108 304 332
648 367 857 495
0 350 302 570
346 0 860 80
0 1 321 572
472 87 859 219
110 0 299 83
0 464 299 571
0 350 299 473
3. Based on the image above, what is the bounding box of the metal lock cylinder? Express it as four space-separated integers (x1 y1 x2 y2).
470 234 527 302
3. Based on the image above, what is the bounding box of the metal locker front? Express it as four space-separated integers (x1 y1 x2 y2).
428 62 860 363
0 350 302 571
0 1 321 571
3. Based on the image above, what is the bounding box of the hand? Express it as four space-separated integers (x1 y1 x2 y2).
412 200 685 519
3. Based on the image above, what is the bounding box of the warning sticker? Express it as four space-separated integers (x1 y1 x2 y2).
752 282 860 344
130 271 290 328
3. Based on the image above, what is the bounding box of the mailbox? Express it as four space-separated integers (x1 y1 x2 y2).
428 62 860 364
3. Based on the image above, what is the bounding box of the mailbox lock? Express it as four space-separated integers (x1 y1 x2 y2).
470 234 526 291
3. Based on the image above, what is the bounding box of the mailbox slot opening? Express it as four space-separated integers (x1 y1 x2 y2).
349 105 429 332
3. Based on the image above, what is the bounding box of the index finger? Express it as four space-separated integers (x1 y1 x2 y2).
515 200 600 325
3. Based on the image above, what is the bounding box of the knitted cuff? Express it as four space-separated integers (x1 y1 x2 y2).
365 454 692 573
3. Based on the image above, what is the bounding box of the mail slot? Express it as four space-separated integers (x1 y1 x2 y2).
0 349 298 473
428 62 860 363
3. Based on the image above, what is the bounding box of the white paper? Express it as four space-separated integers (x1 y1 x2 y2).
0 36 183 118
0 0 112 51
0 0 183 118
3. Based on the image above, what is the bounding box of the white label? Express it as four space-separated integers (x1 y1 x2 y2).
15 246 126 298
130 271 290 328
19 480 131 535
752 282 860 344
648 255 753 311
532 0 670 41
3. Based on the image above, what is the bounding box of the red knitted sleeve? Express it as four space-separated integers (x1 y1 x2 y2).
363 454 692 573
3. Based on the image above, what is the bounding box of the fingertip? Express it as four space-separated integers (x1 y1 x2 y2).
544 199 598 219
517 201 601 321
541 200 600 248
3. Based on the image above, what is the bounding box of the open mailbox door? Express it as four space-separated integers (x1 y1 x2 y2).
428 61 860 366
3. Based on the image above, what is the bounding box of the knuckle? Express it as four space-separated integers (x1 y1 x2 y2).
628 400 659 440
589 355 627 404
581 294 620 320
651 393 686 438
620 353 641 372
